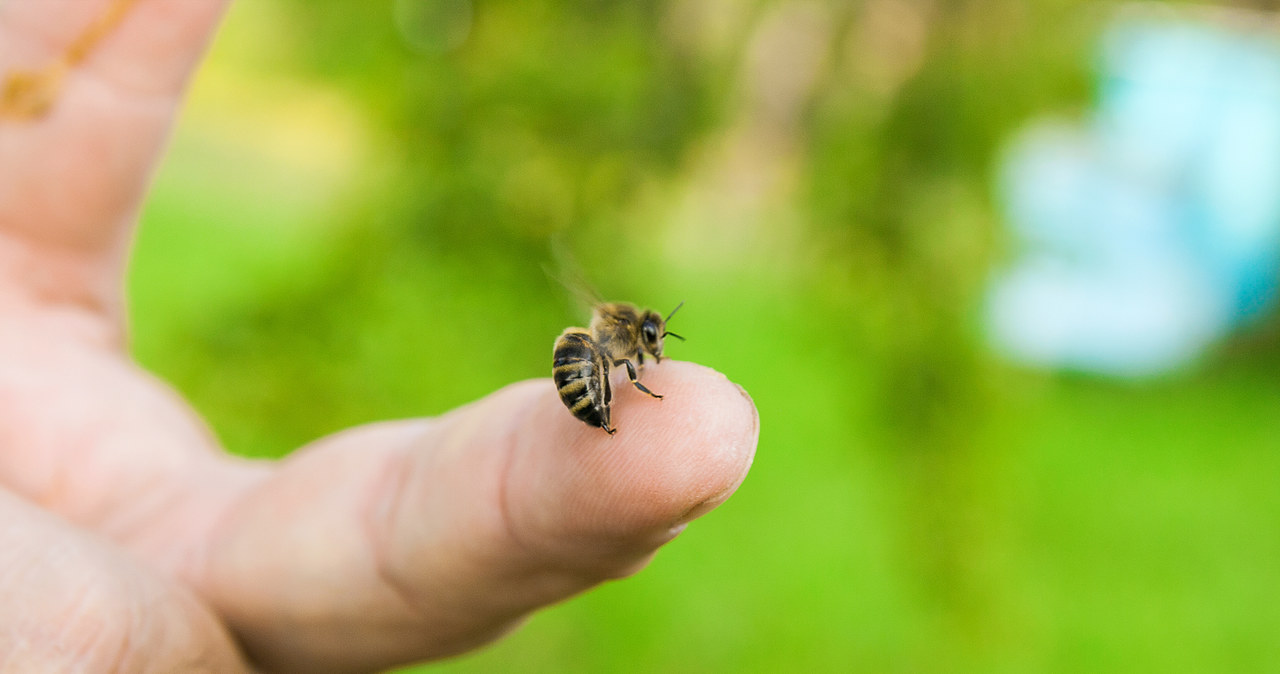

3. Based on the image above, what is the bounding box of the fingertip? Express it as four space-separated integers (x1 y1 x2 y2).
609 360 758 524
506 361 758 566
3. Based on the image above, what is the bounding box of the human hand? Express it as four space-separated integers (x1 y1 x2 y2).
0 2 758 672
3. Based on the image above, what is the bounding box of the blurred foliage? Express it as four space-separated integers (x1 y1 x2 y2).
129 0 1280 672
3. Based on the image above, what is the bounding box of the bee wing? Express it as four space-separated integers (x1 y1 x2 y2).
544 237 605 318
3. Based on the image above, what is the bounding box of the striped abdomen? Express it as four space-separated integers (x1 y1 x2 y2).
553 328 614 434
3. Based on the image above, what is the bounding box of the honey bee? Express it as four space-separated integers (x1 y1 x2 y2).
553 301 684 434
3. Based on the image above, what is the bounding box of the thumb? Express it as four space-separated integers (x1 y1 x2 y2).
199 360 758 673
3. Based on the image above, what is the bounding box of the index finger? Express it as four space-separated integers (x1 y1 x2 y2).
0 0 230 316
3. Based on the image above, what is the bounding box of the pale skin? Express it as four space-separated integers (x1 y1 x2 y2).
0 1 759 672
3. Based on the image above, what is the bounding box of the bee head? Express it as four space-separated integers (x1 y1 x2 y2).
642 301 684 361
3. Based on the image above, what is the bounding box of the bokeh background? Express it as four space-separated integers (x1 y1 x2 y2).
128 0 1280 671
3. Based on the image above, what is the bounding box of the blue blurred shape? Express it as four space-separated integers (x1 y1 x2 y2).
987 7 1280 376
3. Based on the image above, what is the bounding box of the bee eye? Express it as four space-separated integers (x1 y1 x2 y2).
643 322 658 342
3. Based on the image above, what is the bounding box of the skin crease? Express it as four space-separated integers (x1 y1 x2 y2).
0 1 759 673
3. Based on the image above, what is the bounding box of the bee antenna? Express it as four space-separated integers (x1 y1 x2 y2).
663 331 685 341
664 300 685 324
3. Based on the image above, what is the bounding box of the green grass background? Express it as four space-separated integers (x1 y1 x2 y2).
128 0 1280 671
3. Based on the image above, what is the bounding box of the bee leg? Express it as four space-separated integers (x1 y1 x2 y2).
601 421 617 435
614 359 663 399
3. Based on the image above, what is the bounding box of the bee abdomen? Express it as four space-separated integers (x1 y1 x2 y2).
553 330 594 366
553 329 612 431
